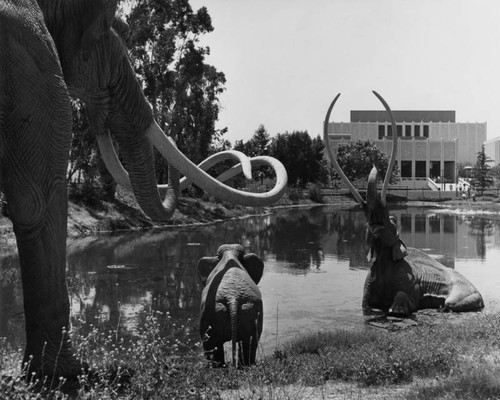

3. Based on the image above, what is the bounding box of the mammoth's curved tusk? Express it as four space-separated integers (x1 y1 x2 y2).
164 150 254 196
372 91 397 206
97 131 132 191
323 92 398 207
323 94 366 205
146 121 287 206
157 156 287 200
97 129 180 218
366 166 379 207
100 121 287 207
196 150 253 181
97 132 256 198
211 156 288 190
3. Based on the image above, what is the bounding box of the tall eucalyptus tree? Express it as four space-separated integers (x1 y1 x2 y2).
126 0 226 182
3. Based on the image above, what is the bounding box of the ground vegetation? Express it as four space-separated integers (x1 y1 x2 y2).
1 309 499 399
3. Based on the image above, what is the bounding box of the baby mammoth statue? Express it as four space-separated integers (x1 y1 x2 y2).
197 244 264 367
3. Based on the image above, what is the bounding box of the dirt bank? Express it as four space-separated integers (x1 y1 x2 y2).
0 194 495 246
0 198 270 244
0 187 306 245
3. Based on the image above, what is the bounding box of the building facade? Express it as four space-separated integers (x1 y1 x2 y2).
326 110 486 187
484 137 500 166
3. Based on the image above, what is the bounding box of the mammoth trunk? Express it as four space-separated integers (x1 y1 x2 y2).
107 119 178 221
104 58 179 221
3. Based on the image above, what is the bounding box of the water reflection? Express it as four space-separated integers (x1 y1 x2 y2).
1 206 500 353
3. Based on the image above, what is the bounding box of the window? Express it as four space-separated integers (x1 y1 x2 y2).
429 215 440 233
414 125 420 137
415 161 426 178
415 214 426 233
401 161 412 177
430 161 440 179
443 216 455 233
378 125 385 139
400 214 412 234
397 125 403 137
387 125 392 137
405 125 412 137
423 125 429 138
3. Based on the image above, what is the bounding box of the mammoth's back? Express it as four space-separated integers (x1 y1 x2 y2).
405 247 476 294
216 266 262 306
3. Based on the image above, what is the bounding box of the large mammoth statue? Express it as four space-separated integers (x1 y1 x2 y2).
197 244 264 366
1 0 286 386
323 92 484 316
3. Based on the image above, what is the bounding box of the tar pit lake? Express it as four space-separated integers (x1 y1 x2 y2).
1 205 500 357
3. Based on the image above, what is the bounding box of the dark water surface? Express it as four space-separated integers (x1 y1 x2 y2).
1 205 499 356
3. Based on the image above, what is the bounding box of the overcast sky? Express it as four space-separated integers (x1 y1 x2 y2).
187 0 500 145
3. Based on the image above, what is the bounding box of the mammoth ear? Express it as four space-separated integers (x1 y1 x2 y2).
243 253 264 284
80 0 118 60
196 256 219 286
392 240 408 261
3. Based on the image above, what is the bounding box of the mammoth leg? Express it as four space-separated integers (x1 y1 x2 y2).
445 290 484 312
212 344 225 366
361 271 385 314
389 291 413 316
201 323 226 366
202 339 225 367
3 40 83 386
238 312 261 366
238 338 258 366
361 272 374 312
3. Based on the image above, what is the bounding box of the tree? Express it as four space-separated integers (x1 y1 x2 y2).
234 125 270 156
489 164 500 181
232 125 272 187
203 137 236 191
457 161 473 179
471 145 494 195
311 135 329 184
248 124 271 156
331 140 400 186
67 100 116 203
126 0 226 182
269 131 327 187
67 99 93 185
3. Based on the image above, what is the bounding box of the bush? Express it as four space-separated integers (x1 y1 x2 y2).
68 180 105 207
288 188 301 202
308 184 324 203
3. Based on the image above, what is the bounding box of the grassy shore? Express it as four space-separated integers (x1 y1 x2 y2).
1 309 500 399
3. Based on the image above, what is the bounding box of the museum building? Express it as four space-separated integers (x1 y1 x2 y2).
325 110 486 188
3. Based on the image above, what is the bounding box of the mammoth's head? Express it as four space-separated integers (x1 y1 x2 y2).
41 0 152 135
37 0 288 220
365 213 407 262
39 0 170 218
197 244 264 287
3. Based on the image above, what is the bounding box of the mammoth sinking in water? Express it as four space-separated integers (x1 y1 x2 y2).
323 92 484 316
